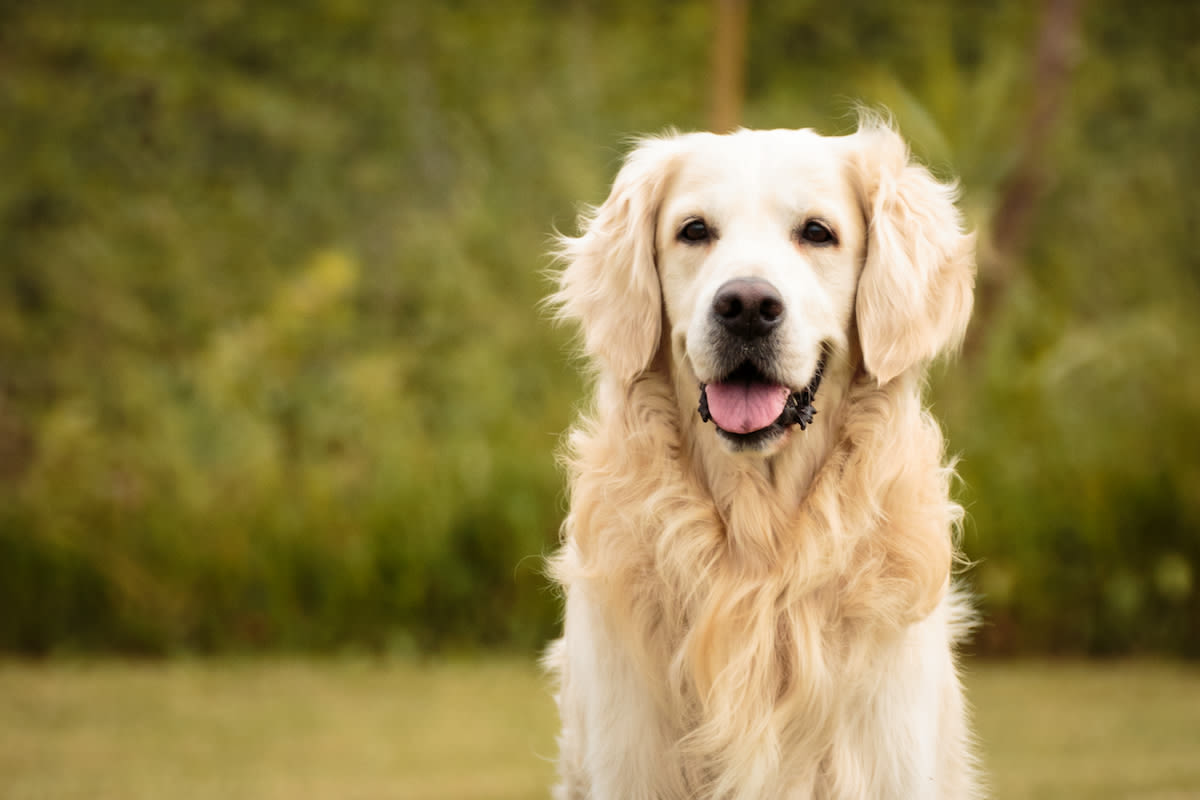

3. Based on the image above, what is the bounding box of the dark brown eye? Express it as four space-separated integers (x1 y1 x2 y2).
800 220 836 245
679 219 710 243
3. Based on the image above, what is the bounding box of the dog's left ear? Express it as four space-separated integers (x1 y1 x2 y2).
850 123 975 385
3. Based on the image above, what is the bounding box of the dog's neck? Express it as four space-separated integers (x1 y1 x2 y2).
598 351 945 594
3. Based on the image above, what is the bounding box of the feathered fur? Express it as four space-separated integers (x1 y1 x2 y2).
545 116 981 800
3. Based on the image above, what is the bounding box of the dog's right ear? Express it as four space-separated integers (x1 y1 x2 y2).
550 136 681 385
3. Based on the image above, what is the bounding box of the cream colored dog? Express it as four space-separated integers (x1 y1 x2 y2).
545 117 979 800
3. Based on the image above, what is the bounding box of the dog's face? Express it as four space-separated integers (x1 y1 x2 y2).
554 122 974 457
656 130 865 452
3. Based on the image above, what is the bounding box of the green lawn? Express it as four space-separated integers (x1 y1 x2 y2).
0 659 1197 799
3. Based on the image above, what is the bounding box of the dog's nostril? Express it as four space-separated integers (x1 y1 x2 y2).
711 278 785 339
760 296 783 321
714 294 744 319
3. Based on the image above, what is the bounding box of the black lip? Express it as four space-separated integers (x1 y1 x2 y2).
721 360 776 385
714 420 788 450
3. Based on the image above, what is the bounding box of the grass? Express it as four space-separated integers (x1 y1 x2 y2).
969 661 1200 799
0 659 1197 799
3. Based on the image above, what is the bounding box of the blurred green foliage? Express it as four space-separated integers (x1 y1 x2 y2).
0 1 1196 656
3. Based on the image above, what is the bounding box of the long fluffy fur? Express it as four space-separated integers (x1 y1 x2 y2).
545 117 980 799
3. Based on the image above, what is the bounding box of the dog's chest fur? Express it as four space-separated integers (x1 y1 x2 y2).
549 370 962 798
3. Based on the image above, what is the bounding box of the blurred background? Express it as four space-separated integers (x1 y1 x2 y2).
0 0 1198 796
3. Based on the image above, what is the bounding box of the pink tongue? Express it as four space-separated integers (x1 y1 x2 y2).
705 380 790 434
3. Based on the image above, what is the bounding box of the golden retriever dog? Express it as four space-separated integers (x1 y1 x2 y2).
544 116 979 799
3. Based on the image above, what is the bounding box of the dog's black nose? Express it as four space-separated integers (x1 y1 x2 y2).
711 278 784 339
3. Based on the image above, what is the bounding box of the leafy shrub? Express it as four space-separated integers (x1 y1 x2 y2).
0 1 1195 655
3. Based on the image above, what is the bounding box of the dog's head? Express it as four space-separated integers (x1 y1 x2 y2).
553 120 974 455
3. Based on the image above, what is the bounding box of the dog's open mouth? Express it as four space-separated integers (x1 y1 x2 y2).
698 355 827 446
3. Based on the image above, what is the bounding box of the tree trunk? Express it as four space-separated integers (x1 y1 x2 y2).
710 0 749 133
970 0 1084 353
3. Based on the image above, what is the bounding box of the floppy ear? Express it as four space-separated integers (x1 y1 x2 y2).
551 137 680 384
851 123 976 385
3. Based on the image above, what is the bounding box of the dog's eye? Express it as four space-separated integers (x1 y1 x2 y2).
799 220 836 246
679 219 711 243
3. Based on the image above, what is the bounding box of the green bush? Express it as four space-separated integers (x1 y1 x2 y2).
0 1 1195 655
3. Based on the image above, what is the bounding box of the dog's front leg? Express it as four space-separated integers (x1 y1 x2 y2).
553 585 685 800
818 597 980 800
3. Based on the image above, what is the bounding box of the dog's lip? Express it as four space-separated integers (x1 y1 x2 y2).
697 361 789 433
698 360 788 394
698 353 828 440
